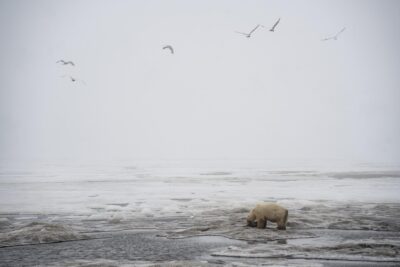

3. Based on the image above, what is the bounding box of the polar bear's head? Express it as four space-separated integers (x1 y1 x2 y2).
246 209 257 227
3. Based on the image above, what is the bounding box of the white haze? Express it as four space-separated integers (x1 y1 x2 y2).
0 0 399 163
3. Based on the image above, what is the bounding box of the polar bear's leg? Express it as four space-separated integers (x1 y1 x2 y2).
277 223 286 230
277 210 288 230
257 218 266 229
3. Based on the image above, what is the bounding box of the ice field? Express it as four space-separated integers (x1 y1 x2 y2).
1 159 400 266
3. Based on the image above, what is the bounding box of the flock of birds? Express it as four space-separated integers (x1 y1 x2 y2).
56 60 86 84
235 18 281 38
57 18 345 84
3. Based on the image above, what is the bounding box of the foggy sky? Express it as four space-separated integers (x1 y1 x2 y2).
1 0 399 163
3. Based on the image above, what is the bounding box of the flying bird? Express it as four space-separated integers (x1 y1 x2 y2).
321 27 346 41
269 18 281 32
70 76 86 85
163 45 174 54
61 75 86 85
235 24 261 38
56 60 75 66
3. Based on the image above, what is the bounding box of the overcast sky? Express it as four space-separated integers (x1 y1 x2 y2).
0 0 399 163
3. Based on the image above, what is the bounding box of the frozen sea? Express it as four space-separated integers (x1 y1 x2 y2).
0 159 400 266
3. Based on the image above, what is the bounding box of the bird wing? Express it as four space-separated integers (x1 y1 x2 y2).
249 24 260 35
335 27 346 37
78 79 87 85
271 18 280 31
322 27 346 41
69 76 87 85
67 61 75 66
163 45 174 54
56 60 65 63
235 31 249 36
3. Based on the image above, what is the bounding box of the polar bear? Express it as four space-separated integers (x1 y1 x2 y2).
247 202 288 230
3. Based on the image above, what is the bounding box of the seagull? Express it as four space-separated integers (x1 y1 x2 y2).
56 60 75 66
163 45 174 54
61 75 86 85
235 24 261 38
269 18 281 32
70 76 86 85
321 27 346 41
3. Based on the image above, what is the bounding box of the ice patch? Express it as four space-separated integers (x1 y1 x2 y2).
200 172 232 176
82 212 126 224
107 202 129 207
212 242 400 263
40 259 222 267
0 218 10 223
0 217 11 229
108 213 125 224
0 222 87 247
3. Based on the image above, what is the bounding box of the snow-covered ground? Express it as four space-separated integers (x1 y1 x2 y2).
0 159 400 266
